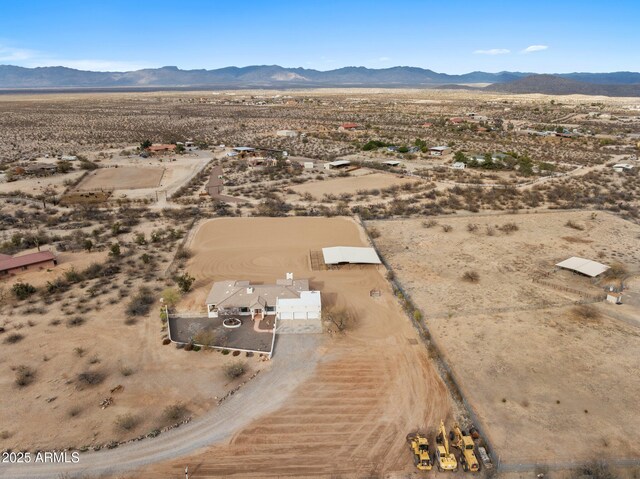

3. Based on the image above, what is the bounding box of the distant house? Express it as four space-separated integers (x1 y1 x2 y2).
383 160 401 167
0 251 57 277
449 117 465 124
339 122 360 131
61 155 78 161
451 162 466 170
147 144 176 154
303 161 315 169
612 163 634 173
421 122 433 128
25 163 57 175
276 130 298 137
324 160 351 170
606 292 622 304
429 146 451 156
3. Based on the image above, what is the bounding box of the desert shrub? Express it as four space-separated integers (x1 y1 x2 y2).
66 316 85 327
571 304 601 322
68 405 82 418
64 267 84 283
603 262 628 280
466 223 478 232
15 365 35 387
119 364 134 376
12 282 36 300
499 222 519 234
325 308 358 332
368 226 381 239
574 462 616 479
565 220 585 231
163 402 188 422
126 287 155 316
175 272 195 293
77 370 106 386
441 224 452 232
161 288 181 307
74 347 86 357
175 247 192 260
114 413 139 431
462 271 480 283
422 219 438 228
224 361 247 380
4 333 24 344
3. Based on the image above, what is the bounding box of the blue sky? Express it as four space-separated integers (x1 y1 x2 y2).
0 0 638 73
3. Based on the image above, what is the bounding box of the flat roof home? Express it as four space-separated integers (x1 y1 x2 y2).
205 274 322 333
429 146 451 156
324 160 351 170
612 163 634 173
147 144 176 154
0 250 57 276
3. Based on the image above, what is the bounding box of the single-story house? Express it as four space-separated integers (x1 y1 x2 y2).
339 122 360 131
612 163 634 173
276 130 298 137
233 146 256 153
61 155 78 161
147 144 176 154
0 250 57 276
451 162 466 170
324 160 351 170
556 257 609 278
606 292 622 304
383 160 402 167
303 161 315 169
25 163 57 175
429 146 451 156
205 274 322 332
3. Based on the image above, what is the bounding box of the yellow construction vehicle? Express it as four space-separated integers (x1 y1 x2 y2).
407 433 433 471
449 423 480 472
435 420 458 472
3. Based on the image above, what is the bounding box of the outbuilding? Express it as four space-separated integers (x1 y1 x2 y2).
322 246 381 265
429 146 451 156
555 257 610 278
324 160 351 170
0 251 57 276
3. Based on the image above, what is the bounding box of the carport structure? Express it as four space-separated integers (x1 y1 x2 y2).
555 256 610 277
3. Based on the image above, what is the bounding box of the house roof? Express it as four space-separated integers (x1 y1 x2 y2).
206 278 310 308
341 122 359 129
556 257 609 277
327 160 351 167
429 146 450 151
322 246 381 265
233 146 255 152
0 251 56 272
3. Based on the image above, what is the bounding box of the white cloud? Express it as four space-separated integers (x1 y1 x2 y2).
0 42 151 71
377 56 391 62
521 45 548 53
473 48 510 55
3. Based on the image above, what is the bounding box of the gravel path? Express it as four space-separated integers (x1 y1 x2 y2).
0 335 321 479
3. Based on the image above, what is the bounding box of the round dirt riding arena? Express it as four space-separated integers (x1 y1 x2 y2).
76 166 165 191
290 171 417 198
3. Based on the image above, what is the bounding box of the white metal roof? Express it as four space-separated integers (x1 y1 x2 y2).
233 146 255 152
383 160 401 166
322 246 381 265
429 146 449 151
555 256 610 277
327 160 351 167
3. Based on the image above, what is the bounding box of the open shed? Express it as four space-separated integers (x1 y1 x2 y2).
322 246 381 265
555 256 610 277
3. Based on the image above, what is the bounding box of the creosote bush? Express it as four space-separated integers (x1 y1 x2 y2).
462 271 480 283
224 361 247 380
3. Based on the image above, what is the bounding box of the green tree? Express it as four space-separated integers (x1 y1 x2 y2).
12 282 36 300
161 288 181 307
454 151 467 163
140 139 152 149
56 160 73 174
83 239 93 252
175 272 195 293
109 243 121 257
175 144 185 154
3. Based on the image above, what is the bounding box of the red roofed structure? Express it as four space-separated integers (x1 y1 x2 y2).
0 251 57 276
339 122 359 131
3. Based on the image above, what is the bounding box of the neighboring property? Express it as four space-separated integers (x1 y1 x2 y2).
303 161 315 169
147 144 176 154
555 256 610 278
606 292 622 304
0 250 57 276
324 160 351 170
233 146 256 153
382 160 402 167
612 163 634 173
205 273 322 333
276 130 298 137
451 162 466 170
429 146 451 156
61 155 78 161
322 246 381 265
338 122 360 131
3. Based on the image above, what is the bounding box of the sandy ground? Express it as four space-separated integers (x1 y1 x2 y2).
0 251 269 451
76 166 165 191
129 217 452 478
290 171 417 198
369 210 640 464
0 170 84 195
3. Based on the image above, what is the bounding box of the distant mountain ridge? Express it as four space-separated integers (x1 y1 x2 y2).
1 64 639 96
484 74 640 97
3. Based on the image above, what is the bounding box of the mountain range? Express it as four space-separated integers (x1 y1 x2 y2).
1 65 639 96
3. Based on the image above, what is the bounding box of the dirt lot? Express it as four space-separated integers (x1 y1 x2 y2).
76 166 165 191
0 244 269 452
290 171 417 198
136 217 452 477
369 210 640 464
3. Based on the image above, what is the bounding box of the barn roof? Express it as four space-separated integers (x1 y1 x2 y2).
322 246 381 265
0 251 56 272
555 256 610 277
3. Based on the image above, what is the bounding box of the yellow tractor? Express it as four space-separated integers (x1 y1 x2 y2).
407 433 433 471
435 420 458 472
449 423 480 472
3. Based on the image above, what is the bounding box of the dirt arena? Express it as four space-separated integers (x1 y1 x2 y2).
290 171 417 198
369 210 640 464
76 166 165 191
138 217 452 477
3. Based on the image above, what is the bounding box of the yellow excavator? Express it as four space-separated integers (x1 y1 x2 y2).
406 433 433 471
435 420 458 472
449 423 480 472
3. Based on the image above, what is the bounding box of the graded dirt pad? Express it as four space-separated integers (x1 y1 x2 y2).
369 210 640 464
290 171 417 198
136 217 451 478
76 166 165 191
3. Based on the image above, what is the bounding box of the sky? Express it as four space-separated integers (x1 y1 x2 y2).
0 0 639 73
